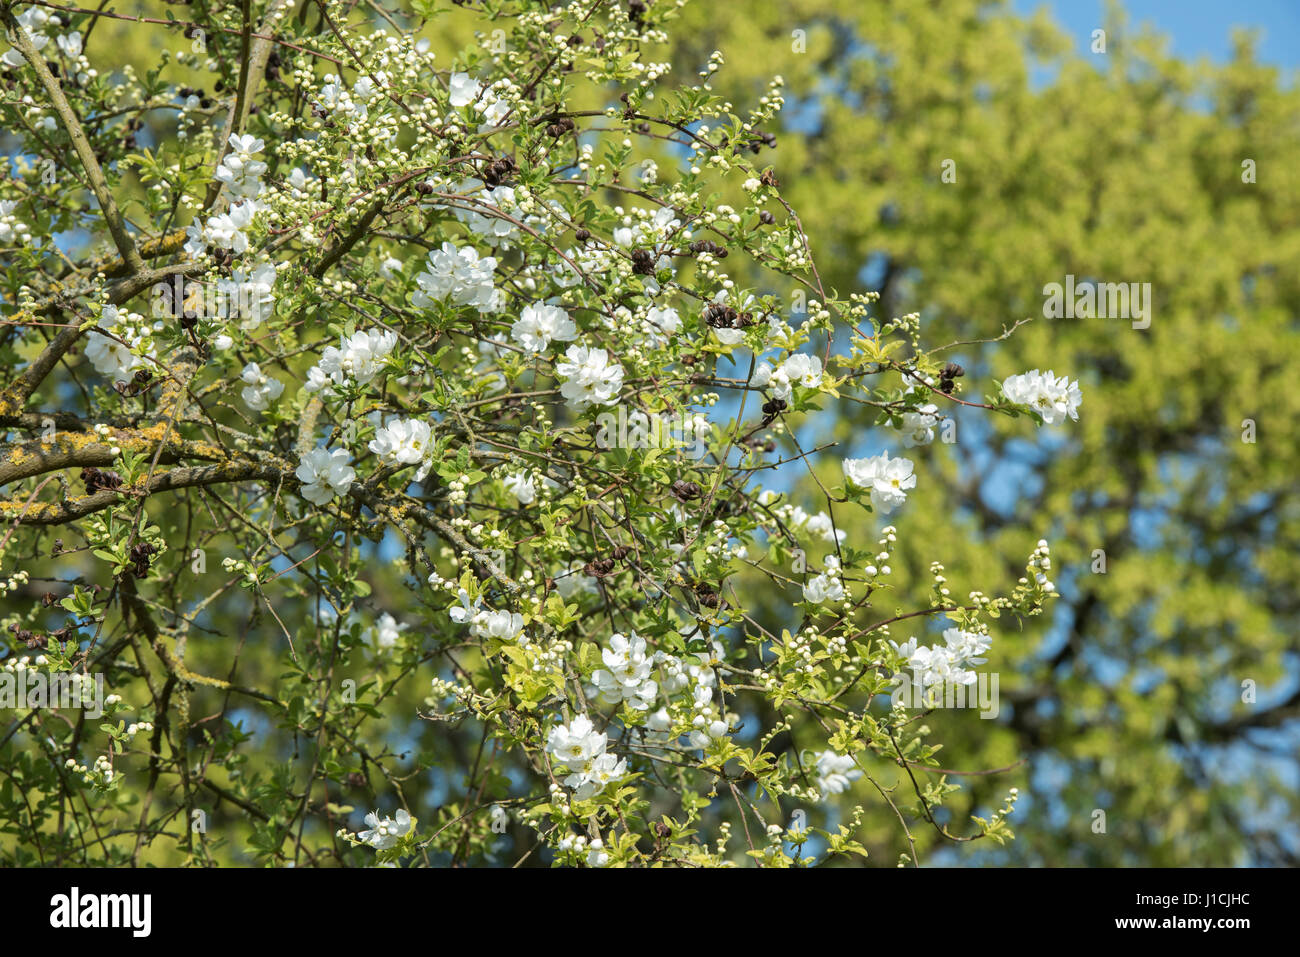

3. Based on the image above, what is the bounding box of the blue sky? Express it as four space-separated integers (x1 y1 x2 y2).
1013 0 1300 68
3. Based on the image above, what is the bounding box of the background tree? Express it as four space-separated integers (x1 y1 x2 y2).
669 0 1300 864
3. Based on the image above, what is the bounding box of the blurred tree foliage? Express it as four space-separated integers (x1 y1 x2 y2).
666 0 1300 864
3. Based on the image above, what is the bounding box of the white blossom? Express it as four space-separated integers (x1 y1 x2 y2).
295 447 356 505
843 451 916 514
1001 369 1082 425
556 344 624 410
239 361 284 412
511 303 576 353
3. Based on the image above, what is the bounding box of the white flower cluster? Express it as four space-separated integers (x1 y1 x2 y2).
891 625 993 691
803 554 846 605
217 262 278 329
1026 538 1055 593
183 133 270 257
185 198 258 256
710 289 786 348
1001 369 1082 425
510 302 576 353
546 714 627 800
63 753 115 788
295 447 356 505
448 71 512 128
591 632 658 711
637 630 736 750
448 589 525 643
842 451 916 514
757 492 845 545
368 417 434 481
355 808 413 850
641 304 682 346
555 831 610 867
85 305 157 383
2 8 86 80
0 199 31 245
612 206 681 284
899 397 941 447
812 749 862 796
556 344 624 410
503 472 536 504
317 71 386 122
239 361 284 413
444 178 524 245
366 612 403 650
411 241 502 314
752 352 824 400
303 328 398 395
214 134 267 199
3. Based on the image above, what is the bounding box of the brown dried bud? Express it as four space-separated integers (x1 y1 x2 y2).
81 467 123 495
670 480 702 502
583 558 617 578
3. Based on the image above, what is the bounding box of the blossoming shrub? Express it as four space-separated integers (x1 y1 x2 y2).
1 0 1076 866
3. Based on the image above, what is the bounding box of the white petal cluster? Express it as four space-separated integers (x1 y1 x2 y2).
357 808 412 850
813 750 862 796
368 417 433 480
890 625 993 691
214 134 267 199
642 305 681 346
546 714 627 800
591 632 658 711
447 72 512 128
900 402 941 447
239 361 284 413
186 199 258 256
556 344 624 410
295 447 356 505
510 303 576 353
446 179 523 244
766 352 823 400
367 612 403 651
802 567 845 604
85 306 155 383
503 472 536 504
448 590 525 643
1 8 52 68
411 241 502 314
317 71 385 121
842 451 916 514
0 199 31 245
304 329 398 396
1001 369 1082 425
216 262 278 329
